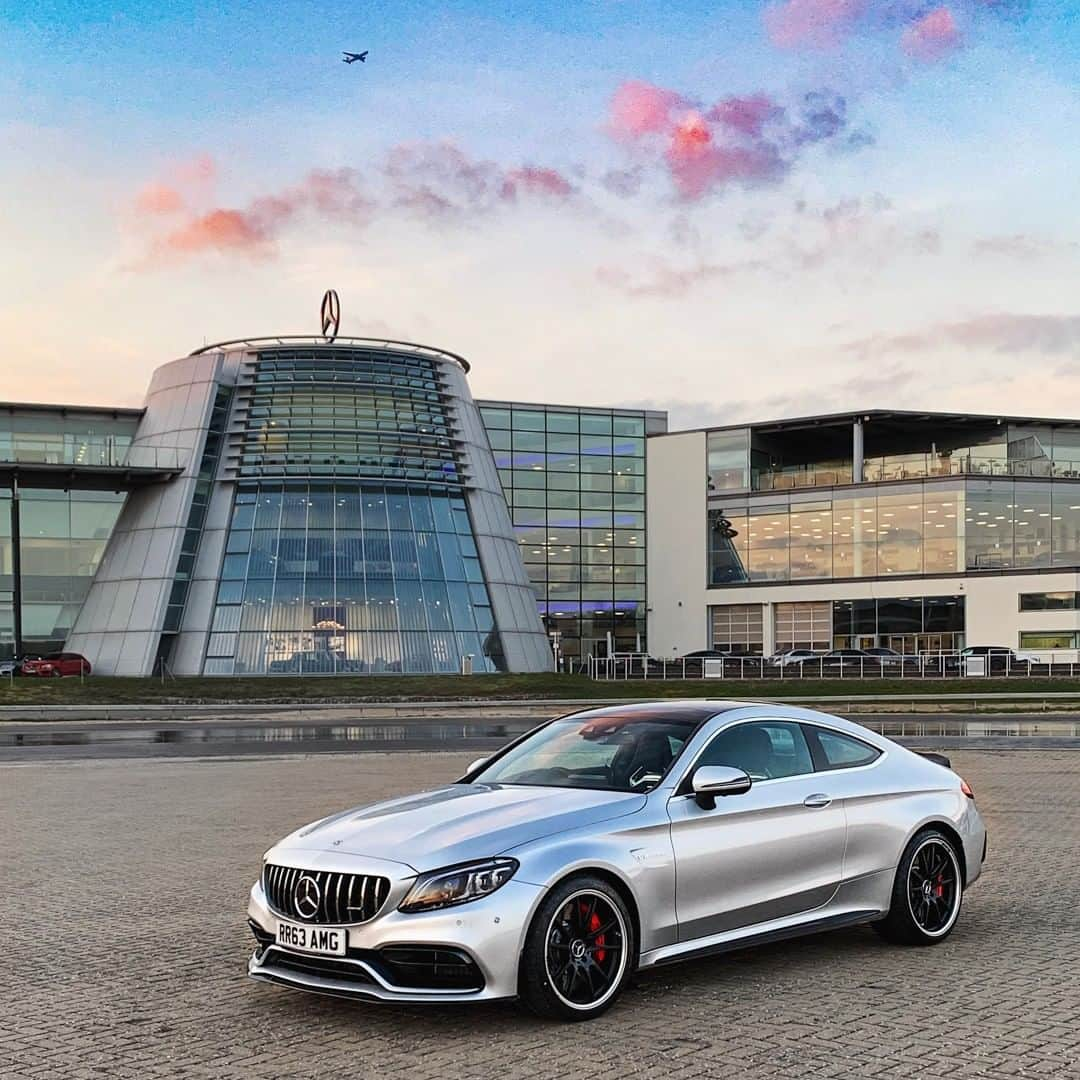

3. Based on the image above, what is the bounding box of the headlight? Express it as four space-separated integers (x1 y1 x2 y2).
399 858 518 913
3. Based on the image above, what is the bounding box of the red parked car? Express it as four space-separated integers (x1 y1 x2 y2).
21 652 91 677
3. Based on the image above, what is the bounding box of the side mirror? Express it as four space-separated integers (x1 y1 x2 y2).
692 765 752 809
467 756 489 775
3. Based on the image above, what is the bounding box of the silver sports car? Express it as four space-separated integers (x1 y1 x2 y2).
247 701 986 1020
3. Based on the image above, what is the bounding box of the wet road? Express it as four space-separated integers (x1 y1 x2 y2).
2 712 1079 760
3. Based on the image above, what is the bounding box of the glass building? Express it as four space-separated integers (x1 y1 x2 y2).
67 338 552 676
478 401 666 666
0 404 147 659
649 410 1080 660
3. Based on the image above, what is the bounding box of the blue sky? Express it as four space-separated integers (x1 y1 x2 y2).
1 1 1078 422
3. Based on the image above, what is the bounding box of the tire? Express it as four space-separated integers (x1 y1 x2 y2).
875 828 964 946
50 669 63 678
518 875 635 1021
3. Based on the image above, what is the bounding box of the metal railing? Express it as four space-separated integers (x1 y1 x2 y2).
753 455 1080 492
588 651 1080 681
0 438 185 472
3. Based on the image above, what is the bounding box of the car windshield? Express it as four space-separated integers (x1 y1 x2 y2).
472 712 704 792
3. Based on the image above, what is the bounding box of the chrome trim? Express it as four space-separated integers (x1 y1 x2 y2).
250 946 483 998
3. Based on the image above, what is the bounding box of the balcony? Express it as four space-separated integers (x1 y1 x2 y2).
753 453 1080 492
0 438 186 490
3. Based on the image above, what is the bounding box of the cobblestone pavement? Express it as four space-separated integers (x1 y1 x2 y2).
3 750 1078 1080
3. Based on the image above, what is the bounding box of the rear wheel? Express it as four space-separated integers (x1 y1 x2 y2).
875 829 963 945
518 876 634 1021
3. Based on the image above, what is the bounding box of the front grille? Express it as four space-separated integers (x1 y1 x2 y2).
264 948 376 985
263 864 390 924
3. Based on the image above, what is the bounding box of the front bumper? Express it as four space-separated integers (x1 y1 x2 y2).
247 876 542 1004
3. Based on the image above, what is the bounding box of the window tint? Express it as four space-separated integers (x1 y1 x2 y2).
812 728 881 770
697 721 813 781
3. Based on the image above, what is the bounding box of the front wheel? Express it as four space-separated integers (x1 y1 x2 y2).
875 829 964 945
518 875 635 1021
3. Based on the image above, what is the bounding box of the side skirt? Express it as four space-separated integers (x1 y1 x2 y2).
647 909 881 968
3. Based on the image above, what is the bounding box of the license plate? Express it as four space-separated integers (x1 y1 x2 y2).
275 920 347 956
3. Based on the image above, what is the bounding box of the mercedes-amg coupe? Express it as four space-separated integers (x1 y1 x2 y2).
247 701 986 1020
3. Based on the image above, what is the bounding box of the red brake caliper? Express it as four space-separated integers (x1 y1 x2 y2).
935 874 945 899
583 902 606 965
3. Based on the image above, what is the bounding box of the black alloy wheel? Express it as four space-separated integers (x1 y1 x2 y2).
876 829 963 945
907 838 960 935
519 875 634 1020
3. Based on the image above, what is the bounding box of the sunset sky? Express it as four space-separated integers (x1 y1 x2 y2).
1 1 1077 426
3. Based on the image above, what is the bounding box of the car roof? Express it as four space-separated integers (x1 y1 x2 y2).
561 701 743 725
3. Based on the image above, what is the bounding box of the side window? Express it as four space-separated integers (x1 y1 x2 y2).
697 721 814 781
810 728 881 770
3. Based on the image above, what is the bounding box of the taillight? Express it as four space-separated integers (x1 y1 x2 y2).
960 779 975 799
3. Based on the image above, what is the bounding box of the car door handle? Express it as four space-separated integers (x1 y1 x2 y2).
803 793 832 808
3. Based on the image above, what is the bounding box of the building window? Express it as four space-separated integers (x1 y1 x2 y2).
480 403 658 660
831 595 964 653
1019 591 1077 611
706 478 1080 586
709 604 763 653
1019 631 1079 649
205 483 502 676
707 429 750 493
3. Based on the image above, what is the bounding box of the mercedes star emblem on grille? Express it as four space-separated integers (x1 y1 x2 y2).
293 873 322 919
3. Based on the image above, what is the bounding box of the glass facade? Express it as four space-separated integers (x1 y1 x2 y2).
709 479 1080 585
708 596 966 654
0 406 137 468
831 595 964 652
708 419 1080 495
204 483 502 674
0 488 125 658
237 348 460 483
0 407 139 660
479 402 664 662
204 346 511 675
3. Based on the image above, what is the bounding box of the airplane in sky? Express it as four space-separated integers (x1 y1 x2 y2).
342 51 368 64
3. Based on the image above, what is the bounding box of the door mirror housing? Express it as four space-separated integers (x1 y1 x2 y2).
466 756 489 776
692 765 752 809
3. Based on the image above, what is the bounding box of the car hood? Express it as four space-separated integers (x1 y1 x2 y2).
276 783 647 872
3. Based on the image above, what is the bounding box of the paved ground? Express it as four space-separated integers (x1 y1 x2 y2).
3 750 1078 1080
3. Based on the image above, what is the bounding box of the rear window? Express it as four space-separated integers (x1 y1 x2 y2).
810 728 881 770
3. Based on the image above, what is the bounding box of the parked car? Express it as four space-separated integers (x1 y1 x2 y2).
20 652 91 677
772 649 820 667
860 647 921 670
958 646 1031 673
248 701 986 1020
0 655 33 677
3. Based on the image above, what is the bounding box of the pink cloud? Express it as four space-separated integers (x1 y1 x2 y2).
160 209 270 257
708 94 780 137
501 166 575 199
608 80 690 140
902 7 962 62
150 169 370 261
764 0 866 50
606 81 859 200
134 182 185 215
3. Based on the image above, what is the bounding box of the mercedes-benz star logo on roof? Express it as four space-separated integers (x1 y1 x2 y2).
293 873 322 919
320 289 341 342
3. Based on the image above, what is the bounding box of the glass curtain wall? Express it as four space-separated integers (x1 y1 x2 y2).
204 483 501 675
709 479 1080 585
0 489 125 658
479 403 653 661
